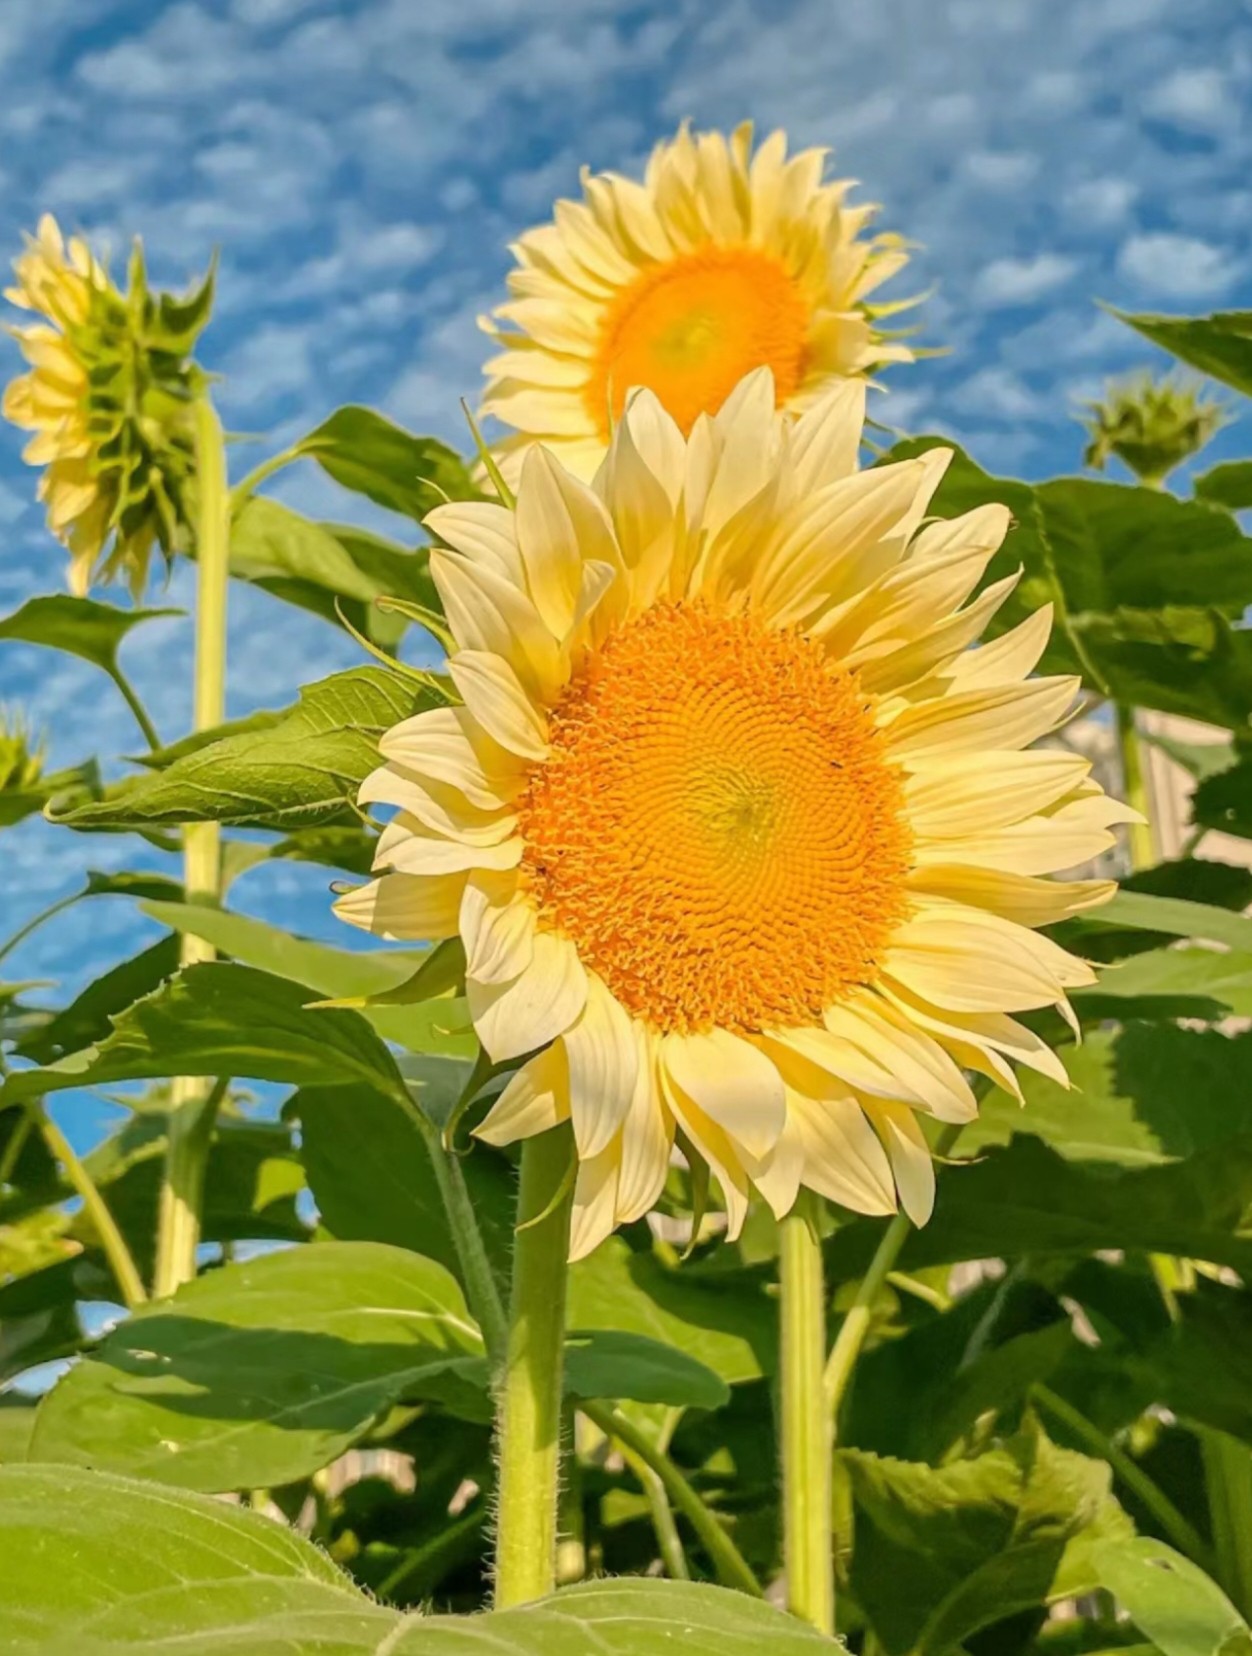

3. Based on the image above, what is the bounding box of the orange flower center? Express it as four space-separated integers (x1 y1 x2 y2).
585 245 810 438
518 601 911 1035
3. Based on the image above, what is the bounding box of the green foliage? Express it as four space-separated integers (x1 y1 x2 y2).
49 666 443 832
1114 307 1252 396
292 405 478 521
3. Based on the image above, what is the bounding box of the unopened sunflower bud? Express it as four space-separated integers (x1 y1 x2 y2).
1081 371 1225 488
0 710 45 796
3 215 214 596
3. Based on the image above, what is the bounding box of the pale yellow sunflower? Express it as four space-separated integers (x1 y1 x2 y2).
337 371 1132 1259
480 123 914 483
4 215 210 596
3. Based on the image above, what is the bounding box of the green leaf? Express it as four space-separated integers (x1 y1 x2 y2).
1113 308 1252 396
29 1240 481 1491
1093 1536 1252 1656
15 935 180 1065
0 962 411 1112
1194 759 1252 842
0 760 100 831
827 1135 1252 1280
49 666 439 833
844 1421 1132 1656
0 1462 389 1652
0 1465 839 1656
565 1330 731 1409
1195 460 1252 513
0 594 180 676
229 501 442 647
1092 890 1252 954
292 1079 514 1289
295 405 476 522
568 1237 775 1386
143 902 474 1055
1072 945 1252 1022
966 1026 1252 1168
0 1395 35 1462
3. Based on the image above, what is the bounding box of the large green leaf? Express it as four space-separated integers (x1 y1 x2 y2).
1092 890 1252 954
0 759 100 831
827 1135 1252 1280
966 1026 1252 1167
1073 945 1252 1022
1114 308 1252 396
141 901 473 1055
229 500 441 647
0 963 411 1111
844 1422 1132 1655
0 594 180 675
564 1330 730 1410
568 1237 775 1385
48 666 439 833
0 1463 837 1655
1195 460 1252 513
293 1079 514 1287
295 405 476 521
29 1240 481 1491
15 935 181 1065
1193 758 1252 843
1093 1536 1252 1656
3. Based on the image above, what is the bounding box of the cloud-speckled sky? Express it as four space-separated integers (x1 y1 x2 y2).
0 0 1248 1000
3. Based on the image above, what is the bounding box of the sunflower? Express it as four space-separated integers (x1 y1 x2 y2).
4 215 211 596
336 371 1132 1259
480 123 914 483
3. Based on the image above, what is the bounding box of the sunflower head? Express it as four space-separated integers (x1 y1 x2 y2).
4 215 214 596
0 708 44 795
1081 371 1225 488
338 371 1132 1259
480 122 916 482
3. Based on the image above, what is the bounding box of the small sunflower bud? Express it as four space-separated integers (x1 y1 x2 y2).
1081 371 1225 488
0 710 45 796
4 215 215 596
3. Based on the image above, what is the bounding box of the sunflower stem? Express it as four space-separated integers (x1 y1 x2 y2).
35 1103 147 1310
825 1123 964 1417
583 1399 762 1597
106 663 162 753
153 393 230 1300
493 1124 574 1609
1115 702 1156 871
779 1192 834 1634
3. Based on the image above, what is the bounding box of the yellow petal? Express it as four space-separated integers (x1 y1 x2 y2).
563 974 639 1159
467 929 588 1061
475 1045 570 1145
459 870 536 984
332 871 466 941
907 864 1116 928
787 1090 897 1216
866 1102 935 1225
448 651 550 762
661 1028 785 1161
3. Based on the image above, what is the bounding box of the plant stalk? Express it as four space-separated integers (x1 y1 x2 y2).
106 664 162 753
1115 702 1156 871
1200 1427 1252 1618
36 1104 146 1309
493 1125 575 1609
779 1192 834 1634
583 1399 763 1597
1031 1383 1214 1572
424 1123 508 1371
152 394 230 1300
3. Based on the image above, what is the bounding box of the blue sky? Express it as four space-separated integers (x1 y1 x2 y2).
0 0 1249 1005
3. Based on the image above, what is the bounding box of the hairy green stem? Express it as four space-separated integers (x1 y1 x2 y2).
583 1399 763 1597
36 1104 146 1309
1031 1384 1213 1572
493 1126 574 1609
780 1193 834 1633
424 1124 508 1372
153 393 230 1300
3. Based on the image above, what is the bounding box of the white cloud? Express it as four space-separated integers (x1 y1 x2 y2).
1063 177 1138 226
1117 232 1240 298
974 254 1080 307
951 367 1045 422
960 151 1040 191
1144 67 1239 134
